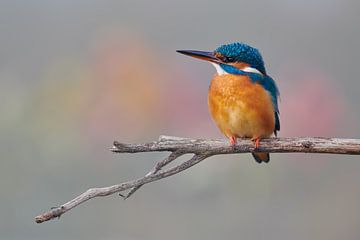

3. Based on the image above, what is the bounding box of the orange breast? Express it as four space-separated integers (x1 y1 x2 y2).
208 74 275 139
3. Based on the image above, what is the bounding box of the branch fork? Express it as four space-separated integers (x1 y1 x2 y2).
35 135 360 223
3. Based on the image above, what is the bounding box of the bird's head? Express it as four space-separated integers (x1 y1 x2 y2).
177 42 266 75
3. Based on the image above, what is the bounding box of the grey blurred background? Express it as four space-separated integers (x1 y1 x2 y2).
1 1 360 239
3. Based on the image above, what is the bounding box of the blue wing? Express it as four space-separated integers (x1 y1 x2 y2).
220 64 280 135
259 75 280 136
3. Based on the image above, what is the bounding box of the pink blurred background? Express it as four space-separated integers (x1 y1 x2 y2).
1 1 360 239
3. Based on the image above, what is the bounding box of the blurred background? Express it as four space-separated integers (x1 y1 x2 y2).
1 1 360 239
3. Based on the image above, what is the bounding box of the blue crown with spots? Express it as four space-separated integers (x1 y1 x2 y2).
215 42 266 74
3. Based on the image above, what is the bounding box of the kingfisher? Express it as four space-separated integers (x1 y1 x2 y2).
177 42 280 163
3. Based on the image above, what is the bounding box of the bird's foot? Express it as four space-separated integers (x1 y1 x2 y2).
251 137 261 149
229 136 237 146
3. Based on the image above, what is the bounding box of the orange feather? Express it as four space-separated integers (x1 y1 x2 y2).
208 74 275 140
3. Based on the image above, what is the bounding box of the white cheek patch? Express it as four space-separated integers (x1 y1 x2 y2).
211 63 228 75
242 66 263 75
211 63 263 76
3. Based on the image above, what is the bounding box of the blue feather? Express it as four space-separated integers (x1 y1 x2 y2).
216 43 266 74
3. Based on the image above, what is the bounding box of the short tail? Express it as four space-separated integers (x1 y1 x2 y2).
251 152 270 163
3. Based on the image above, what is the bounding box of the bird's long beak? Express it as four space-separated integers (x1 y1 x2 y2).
176 50 223 64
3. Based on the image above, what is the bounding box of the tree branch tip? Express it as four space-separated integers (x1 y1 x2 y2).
112 141 129 152
35 206 64 223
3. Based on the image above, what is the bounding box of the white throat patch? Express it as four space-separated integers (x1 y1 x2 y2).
211 63 227 75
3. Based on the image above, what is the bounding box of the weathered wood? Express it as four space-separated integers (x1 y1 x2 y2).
35 153 209 223
35 136 360 224
113 136 360 155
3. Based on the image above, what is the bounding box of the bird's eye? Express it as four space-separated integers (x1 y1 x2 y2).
223 57 234 63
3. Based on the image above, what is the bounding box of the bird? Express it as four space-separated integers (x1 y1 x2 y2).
177 42 280 163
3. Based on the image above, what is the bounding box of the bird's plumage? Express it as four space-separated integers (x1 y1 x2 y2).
218 63 280 135
215 43 267 74
208 74 275 140
177 42 280 163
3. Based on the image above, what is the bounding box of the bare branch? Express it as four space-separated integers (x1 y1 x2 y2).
113 135 360 154
35 136 360 224
35 152 210 223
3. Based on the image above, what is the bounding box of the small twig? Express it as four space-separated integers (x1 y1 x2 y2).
122 150 184 199
35 135 360 223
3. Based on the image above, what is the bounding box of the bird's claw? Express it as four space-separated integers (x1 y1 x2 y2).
229 136 237 146
251 137 261 149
